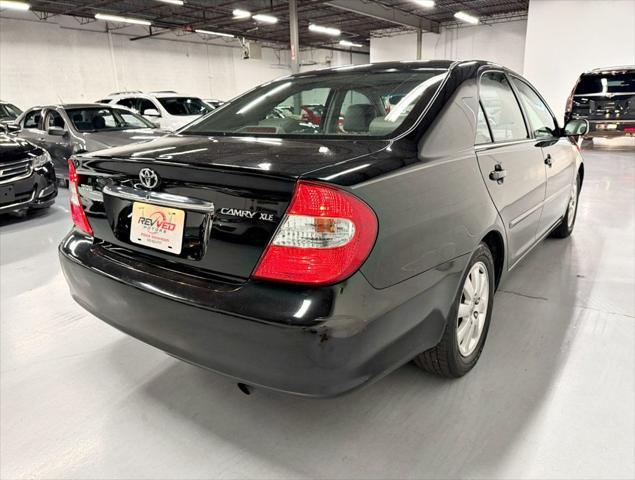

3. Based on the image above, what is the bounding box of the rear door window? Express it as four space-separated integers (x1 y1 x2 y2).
23 109 42 129
44 110 67 131
511 78 557 138
475 103 493 144
480 72 528 142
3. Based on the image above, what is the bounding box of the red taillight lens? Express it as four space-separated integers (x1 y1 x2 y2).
624 127 635 133
68 159 93 236
252 181 378 285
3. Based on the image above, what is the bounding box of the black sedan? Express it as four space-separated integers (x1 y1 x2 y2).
13 104 165 183
59 60 587 397
0 134 57 215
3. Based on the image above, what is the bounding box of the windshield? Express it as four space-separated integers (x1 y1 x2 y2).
183 68 448 138
157 97 211 116
0 103 22 120
66 107 156 132
575 72 635 95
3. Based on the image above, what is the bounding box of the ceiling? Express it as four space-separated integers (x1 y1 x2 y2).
23 0 529 50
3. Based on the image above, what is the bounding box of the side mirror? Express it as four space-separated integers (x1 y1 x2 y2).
5 122 21 133
563 119 589 136
47 126 66 136
144 109 161 118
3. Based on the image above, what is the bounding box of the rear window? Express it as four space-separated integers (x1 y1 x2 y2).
157 97 211 116
66 107 156 131
575 72 635 95
182 68 448 138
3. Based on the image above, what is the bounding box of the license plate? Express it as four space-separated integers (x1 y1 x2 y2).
130 202 185 254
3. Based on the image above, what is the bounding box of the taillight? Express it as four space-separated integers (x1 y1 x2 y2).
68 159 93 236
624 127 635 133
252 181 378 285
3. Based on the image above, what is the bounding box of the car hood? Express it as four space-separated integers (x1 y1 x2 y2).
83 128 167 151
84 134 390 178
0 134 41 162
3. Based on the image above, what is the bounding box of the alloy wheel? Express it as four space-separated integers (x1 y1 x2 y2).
457 261 490 357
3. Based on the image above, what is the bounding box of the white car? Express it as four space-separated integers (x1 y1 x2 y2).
97 91 212 130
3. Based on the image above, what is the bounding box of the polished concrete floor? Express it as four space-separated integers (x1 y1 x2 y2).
1 146 634 479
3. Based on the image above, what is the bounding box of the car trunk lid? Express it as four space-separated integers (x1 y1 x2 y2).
74 134 387 280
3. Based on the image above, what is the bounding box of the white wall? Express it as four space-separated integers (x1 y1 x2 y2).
370 19 528 74
0 13 368 110
523 0 635 122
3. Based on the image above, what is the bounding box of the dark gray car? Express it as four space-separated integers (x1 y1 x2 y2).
13 104 166 182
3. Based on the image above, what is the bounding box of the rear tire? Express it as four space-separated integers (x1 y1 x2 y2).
551 172 580 239
414 242 495 377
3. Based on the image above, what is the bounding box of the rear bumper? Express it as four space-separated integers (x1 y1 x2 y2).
59 231 466 397
0 162 57 213
586 119 635 137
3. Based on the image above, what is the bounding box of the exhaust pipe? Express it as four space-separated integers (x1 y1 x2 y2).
237 383 253 395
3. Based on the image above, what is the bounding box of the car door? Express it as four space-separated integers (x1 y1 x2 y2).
40 109 74 176
475 71 547 266
510 76 576 236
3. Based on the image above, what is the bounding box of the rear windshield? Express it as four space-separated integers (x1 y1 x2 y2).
157 97 211 116
575 72 635 95
182 68 448 138
67 107 156 132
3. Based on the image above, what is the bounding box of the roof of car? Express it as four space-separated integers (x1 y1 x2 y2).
105 92 196 99
31 103 132 110
290 60 504 79
586 65 635 74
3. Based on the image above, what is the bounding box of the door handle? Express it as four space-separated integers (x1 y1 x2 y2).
544 154 552 167
489 164 507 184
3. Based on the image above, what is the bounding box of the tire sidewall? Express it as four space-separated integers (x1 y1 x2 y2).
448 243 496 374
564 173 581 235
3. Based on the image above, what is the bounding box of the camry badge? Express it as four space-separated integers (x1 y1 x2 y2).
139 168 160 190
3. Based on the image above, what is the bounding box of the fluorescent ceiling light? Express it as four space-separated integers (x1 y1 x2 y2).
454 11 479 24
308 23 341 36
94 13 152 26
253 13 278 24
156 0 184 5
339 40 363 48
195 29 234 38
233 8 251 19
413 0 435 7
0 1 31 10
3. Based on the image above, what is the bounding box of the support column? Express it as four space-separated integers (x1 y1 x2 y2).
289 0 300 74
416 28 423 60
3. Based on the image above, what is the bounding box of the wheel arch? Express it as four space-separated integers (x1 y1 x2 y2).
481 229 505 289
578 162 585 190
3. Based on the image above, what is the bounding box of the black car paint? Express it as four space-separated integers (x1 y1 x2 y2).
0 134 57 213
59 60 583 396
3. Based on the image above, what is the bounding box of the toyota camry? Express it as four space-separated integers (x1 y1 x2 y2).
59 60 587 397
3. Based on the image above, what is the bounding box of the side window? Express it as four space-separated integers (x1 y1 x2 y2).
511 78 557 138
480 72 528 142
139 99 160 116
23 110 42 129
44 110 67 130
475 103 493 144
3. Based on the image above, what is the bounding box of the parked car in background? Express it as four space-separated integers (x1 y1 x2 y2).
60 60 587 397
565 65 635 146
0 101 22 125
0 134 56 215
13 104 164 183
100 91 212 130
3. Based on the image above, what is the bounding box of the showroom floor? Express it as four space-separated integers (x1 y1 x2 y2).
1 146 633 479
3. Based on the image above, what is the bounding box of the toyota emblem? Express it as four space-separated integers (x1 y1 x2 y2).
139 168 160 190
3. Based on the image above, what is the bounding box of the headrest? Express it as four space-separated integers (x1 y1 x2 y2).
92 115 106 129
343 104 377 133
258 117 299 133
